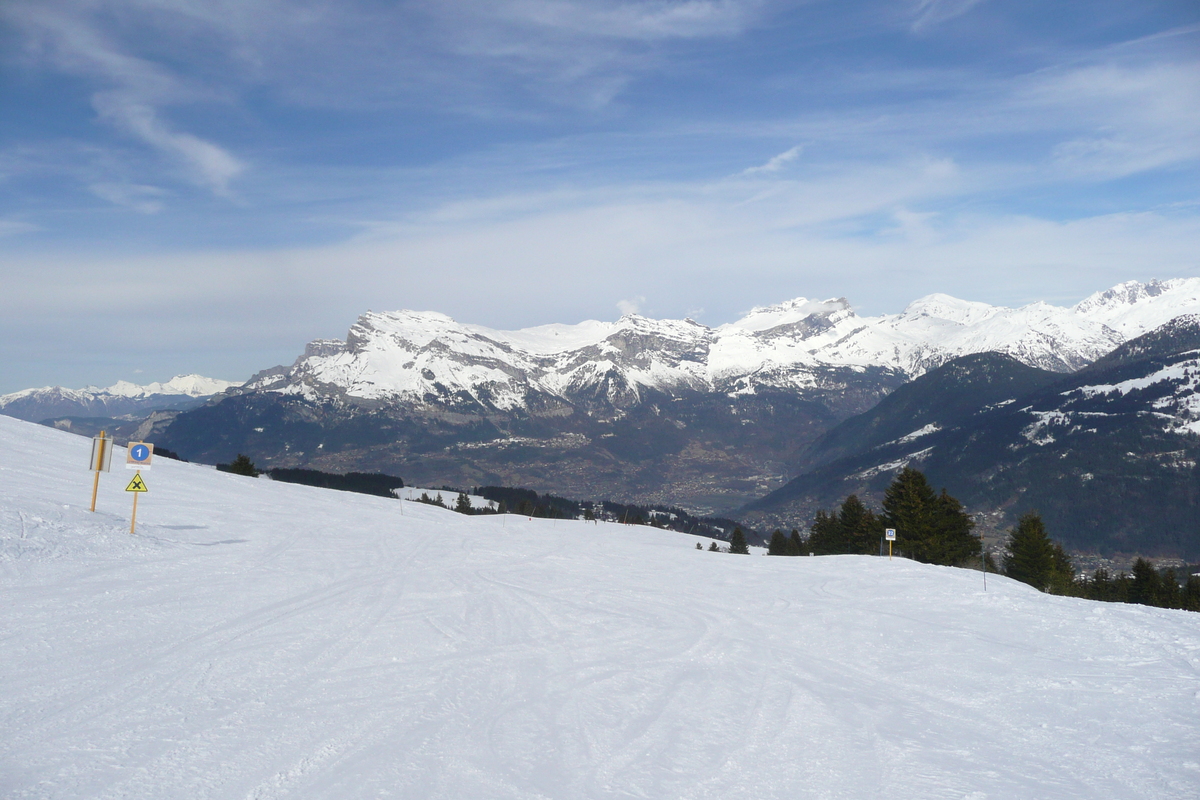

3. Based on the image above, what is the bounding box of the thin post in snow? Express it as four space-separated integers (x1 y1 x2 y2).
982 533 987 591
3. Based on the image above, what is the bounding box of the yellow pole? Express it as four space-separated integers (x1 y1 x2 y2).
888 540 893 561
130 491 139 534
90 430 107 512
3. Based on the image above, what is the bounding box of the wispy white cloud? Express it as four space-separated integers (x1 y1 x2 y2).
697 51 1200 185
87 181 168 214
3 1 245 197
0 220 40 237
496 0 759 40
741 144 802 175
1025 62 1200 179
90 92 243 193
909 0 985 33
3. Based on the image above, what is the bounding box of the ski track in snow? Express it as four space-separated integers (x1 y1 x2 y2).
1 416 1199 799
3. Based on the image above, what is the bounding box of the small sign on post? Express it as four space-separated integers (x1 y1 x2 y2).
885 528 896 560
88 431 113 512
126 471 148 534
126 442 154 470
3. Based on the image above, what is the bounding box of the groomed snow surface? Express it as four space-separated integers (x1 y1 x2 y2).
2 417 1198 800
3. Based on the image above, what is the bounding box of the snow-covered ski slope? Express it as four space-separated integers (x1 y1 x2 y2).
2 416 1198 800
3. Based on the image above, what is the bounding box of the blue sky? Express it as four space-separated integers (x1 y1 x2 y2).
1 0 1198 392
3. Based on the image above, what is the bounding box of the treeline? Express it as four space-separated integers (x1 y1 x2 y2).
766 467 983 567
214 456 760 544
1003 512 1200 612
214 455 407 499
412 484 758 544
792 467 1199 613
267 467 404 498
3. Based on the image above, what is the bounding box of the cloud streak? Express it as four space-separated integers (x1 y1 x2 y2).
909 0 985 32
4 1 244 197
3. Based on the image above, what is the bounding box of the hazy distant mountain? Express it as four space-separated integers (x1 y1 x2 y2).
155 279 1200 515
0 375 239 423
743 315 1200 559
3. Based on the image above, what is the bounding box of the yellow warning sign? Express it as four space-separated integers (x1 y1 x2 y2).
125 472 148 493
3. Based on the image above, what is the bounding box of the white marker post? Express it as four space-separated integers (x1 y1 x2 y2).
885 528 896 560
88 431 113 511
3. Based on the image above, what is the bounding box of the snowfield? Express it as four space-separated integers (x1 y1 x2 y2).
2 416 1198 799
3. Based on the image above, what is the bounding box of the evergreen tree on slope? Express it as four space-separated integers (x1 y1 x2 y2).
809 495 881 555
1003 512 1058 590
927 490 979 566
729 527 750 555
881 468 977 566
838 494 882 555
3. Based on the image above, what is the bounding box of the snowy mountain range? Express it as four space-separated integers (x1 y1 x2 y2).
12 278 1200 526
0 374 238 422
245 279 1200 408
148 278 1200 518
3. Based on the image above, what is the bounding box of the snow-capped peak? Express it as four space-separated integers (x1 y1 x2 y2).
900 293 1002 326
723 297 852 333
249 279 1200 410
101 374 240 398
1074 278 1200 335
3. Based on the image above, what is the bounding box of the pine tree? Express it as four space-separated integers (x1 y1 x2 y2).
882 469 977 565
927 490 979 566
1159 569 1181 609
1003 512 1057 590
768 530 790 555
1129 559 1161 606
808 510 839 555
838 495 880 554
696 542 703 550
1047 542 1076 595
708 540 721 552
881 467 937 561
788 529 804 556
809 496 881 555
224 454 260 477
729 527 750 555
1086 567 1118 602
1183 575 1200 612
455 491 472 514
